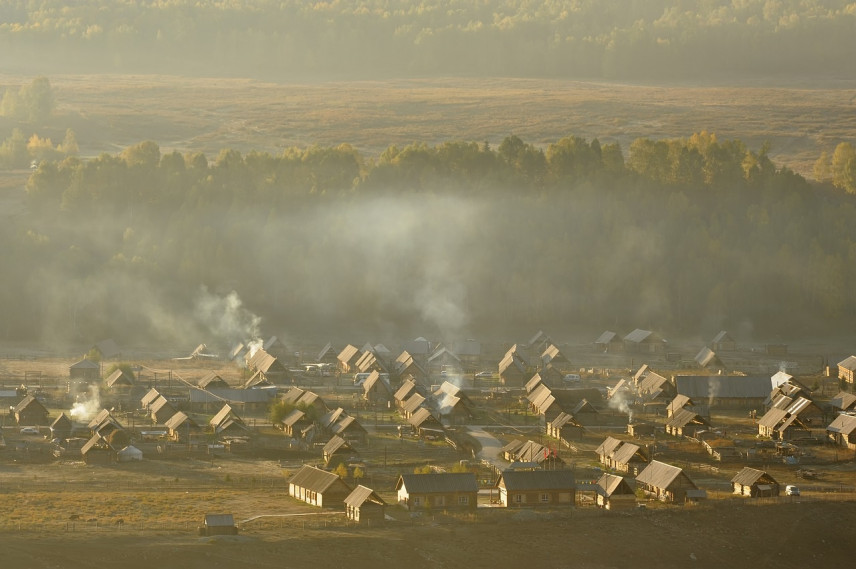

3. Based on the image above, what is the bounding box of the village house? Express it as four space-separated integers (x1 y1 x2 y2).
362 370 393 406
540 344 569 367
675 375 771 410
826 413 856 450
694 347 725 372
498 345 529 387
635 460 699 502
426 346 463 375
316 342 341 365
323 435 355 467
450 339 481 369
164 411 203 443
623 329 667 354
105 368 134 389
210 404 250 437
595 436 624 469
50 412 73 440
731 467 780 497
14 395 49 426
525 373 545 394
69 358 100 381
595 473 637 510
546 412 584 445
393 352 428 385
280 409 311 438
330 415 368 445
396 472 478 511
198 372 230 390
495 469 575 508
80 434 115 464
594 330 623 353
401 392 427 419
393 377 419 407
837 355 856 384
289 465 353 508
344 485 386 526
407 407 445 438
830 391 856 414
665 408 711 438
245 348 289 384
710 331 736 352
149 395 178 425
610 441 648 475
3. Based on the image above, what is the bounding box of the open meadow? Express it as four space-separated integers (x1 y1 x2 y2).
4 74 854 176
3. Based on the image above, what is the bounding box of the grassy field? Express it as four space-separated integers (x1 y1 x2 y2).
4 74 853 176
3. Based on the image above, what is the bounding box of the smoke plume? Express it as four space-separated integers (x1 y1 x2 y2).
69 384 101 422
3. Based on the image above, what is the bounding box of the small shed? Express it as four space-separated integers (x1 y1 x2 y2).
731 467 780 497
595 473 637 510
344 485 386 526
323 435 355 467
199 514 238 536
105 368 134 389
711 331 736 352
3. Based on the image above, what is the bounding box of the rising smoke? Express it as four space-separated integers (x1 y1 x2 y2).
69 384 101 422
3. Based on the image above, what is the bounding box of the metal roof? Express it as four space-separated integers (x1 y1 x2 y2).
636 460 694 490
837 355 856 371
731 467 776 486
497 469 575 491
396 472 478 494
344 485 386 508
594 331 618 345
290 465 349 493
675 375 772 399
827 413 856 435
596 473 634 497
595 436 624 457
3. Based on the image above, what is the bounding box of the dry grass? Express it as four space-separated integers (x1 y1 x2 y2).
2 74 852 176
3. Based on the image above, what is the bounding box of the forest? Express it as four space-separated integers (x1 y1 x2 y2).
4 128 856 348
0 1 854 80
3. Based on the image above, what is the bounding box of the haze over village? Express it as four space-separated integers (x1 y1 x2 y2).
2 2 856 568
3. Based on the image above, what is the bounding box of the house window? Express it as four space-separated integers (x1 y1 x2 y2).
458 495 469 505
412 497 421 507
540 493 550 503
514 494 523 503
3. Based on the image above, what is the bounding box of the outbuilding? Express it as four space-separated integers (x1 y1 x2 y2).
344 485 386 526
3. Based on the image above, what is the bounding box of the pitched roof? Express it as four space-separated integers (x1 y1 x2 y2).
204 514 235 527
210 404 241 428
611 442 645 465
675 375 772 399
636 460 695 490
758 407 789 428
323 435 352 456
407 407 442 429
396 472 478 494
402 393 426 415
141 388 161 408
695 347 720 368
281 386 306 405
497 469 575 491
666 408 709 430
290 465 350 493
525 373 544 393
105 369 134 387
164 411 197 431
51 412 72 430
70 358 100 370
394 378 418 402
595 436 624 457
827 413 856 435
594 331 618 345
14 395 48 415
837 355 856 371
624 329 653 343
344 485 386 508
596 473 635 497
830 391 856 411
731 467 777 486
281 409 307 427
198 372 230 389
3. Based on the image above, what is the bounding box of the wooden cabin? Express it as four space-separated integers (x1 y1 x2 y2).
731 467 780 498
595 473 636 510
396 472 478 511
344 485 386 526
635 460 698 502
495 469 575 508
289 465 352 508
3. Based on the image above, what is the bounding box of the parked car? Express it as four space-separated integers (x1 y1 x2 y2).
20 427 39 435
563 374 582 383
785 485 801 496
475 371 493 379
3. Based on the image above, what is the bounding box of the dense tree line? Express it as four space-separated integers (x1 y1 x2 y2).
0 1 854 80
5 132 856 347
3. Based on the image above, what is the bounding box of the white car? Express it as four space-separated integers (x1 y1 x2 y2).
474 371 493 379
20 427 39 435
563 374 582 383
785 485 801 496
